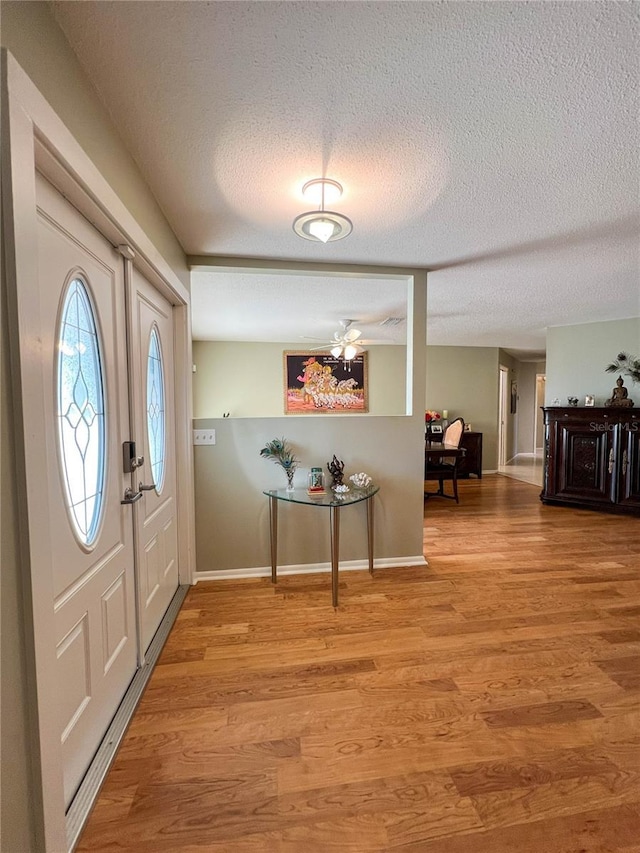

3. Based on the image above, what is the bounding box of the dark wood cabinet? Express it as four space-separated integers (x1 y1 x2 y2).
541 407 640 515
458 431 483 479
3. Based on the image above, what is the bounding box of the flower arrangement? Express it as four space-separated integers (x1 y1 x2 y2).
606 352 640 384
425 410 441 423
259 437 299 490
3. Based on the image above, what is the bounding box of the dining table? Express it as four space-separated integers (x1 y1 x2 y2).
425 441 466 462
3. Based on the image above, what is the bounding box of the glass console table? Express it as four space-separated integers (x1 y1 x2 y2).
263 486 380 607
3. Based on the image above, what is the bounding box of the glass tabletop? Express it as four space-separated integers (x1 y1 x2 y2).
263 485 379 507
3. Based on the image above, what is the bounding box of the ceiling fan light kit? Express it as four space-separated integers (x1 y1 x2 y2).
322 319 363 362
307 319 365 364
293 178 353 243
343 343 360 360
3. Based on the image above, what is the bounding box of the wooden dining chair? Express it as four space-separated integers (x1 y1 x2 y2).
424 417 465 503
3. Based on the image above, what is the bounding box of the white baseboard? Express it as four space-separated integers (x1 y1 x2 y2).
195 554 428 582
482 469 498 474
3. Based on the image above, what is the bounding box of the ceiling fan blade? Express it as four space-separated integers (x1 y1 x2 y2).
344 329 362 342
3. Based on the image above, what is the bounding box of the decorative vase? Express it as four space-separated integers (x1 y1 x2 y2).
285 468 295 491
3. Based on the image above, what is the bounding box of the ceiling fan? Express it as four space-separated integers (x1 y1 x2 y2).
305 319 367 360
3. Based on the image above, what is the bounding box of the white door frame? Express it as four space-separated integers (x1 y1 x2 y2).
2 52 195 852
498 365 510 467
534 373 546 452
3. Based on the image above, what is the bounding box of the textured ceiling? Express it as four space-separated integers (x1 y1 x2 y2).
190 271 409 344
51 0 640 355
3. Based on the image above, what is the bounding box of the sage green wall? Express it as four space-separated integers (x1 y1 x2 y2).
195 415 422 571
1 5 188 848
192 341 406 418
1 0 189 290
426 346 500 470
498 350 519 463
516 360 546 454
546 318 640 405
193 273 427 574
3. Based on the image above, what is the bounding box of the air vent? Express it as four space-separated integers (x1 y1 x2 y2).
379 317 405 327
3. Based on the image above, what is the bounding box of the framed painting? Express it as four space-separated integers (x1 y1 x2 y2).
284 351 368 414
510 379 518 414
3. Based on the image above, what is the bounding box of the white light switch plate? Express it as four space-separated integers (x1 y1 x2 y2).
193 429 216 445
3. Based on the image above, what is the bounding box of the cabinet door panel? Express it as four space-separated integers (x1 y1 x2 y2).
618 426 640 508
556 424 615 504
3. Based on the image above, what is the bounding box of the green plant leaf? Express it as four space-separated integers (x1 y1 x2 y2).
605 353 640 384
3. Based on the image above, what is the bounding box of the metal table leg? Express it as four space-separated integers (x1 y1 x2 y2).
269 494 278 584
329 504 340 607
367 494 375 575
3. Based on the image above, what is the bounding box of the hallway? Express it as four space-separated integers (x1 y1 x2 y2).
498 451 544 487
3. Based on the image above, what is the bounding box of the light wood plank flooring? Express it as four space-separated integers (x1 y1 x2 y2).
77 475 640 852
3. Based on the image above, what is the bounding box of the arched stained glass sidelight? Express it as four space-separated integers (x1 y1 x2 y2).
57 278 106 546
146 326 166 493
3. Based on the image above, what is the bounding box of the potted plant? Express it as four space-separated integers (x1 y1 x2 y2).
606 352 640 384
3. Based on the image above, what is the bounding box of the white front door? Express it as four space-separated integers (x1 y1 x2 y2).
36 175 138 806
129 268 180 651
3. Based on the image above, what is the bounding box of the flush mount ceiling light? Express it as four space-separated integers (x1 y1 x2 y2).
293 178 353 243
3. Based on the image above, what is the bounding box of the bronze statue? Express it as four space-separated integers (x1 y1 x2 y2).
606 376 634 408
327 455 345 487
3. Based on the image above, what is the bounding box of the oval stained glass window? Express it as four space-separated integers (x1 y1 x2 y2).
57 278 106 546
146 326 166 493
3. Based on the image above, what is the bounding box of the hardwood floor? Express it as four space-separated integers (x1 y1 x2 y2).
77 475 640 852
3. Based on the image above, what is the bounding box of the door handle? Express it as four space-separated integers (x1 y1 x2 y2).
121 487 143 505
138 482 156 491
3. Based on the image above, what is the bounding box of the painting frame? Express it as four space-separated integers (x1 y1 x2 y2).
510 379 518 414
283 351 369 414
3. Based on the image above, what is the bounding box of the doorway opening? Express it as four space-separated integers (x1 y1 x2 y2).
534 374 546 452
